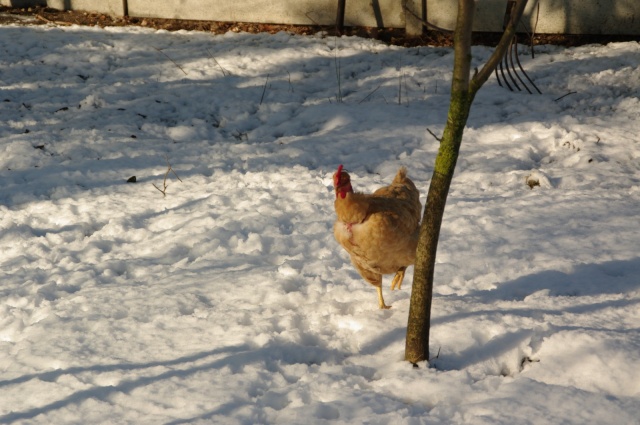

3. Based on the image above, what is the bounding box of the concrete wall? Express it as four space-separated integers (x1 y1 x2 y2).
428 0 640 35
46 0 122 15
0 0 119 14
0 0 409 28
2 0 639 35
127 0 406 28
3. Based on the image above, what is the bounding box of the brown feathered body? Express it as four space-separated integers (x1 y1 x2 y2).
333 165 422 309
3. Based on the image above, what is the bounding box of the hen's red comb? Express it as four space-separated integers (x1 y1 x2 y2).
335 165 345 185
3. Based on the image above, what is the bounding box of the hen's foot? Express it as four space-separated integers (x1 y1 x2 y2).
390 267 406 291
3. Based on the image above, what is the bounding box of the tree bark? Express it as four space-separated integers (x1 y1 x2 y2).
405 0 528 365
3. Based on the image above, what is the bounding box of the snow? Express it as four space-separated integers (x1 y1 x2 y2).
0 21 639 424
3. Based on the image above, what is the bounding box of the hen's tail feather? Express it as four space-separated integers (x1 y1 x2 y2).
393 167 408 185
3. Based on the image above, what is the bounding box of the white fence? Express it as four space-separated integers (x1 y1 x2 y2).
2 0 639 35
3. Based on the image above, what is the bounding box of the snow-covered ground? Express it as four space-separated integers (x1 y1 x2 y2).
0 21 639 424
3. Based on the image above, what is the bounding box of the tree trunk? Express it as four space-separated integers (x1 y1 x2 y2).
405 0 528 365
405 91 473 365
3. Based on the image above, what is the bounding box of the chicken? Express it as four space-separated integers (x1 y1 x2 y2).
332 165 422 309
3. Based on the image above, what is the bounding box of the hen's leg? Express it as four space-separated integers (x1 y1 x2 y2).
351 259 390 309
376 286 392 310
390 267 406 291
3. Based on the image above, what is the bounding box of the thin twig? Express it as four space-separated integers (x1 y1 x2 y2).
206 49 229 76
405 73 410 104
509 37 530 93
334 39 343 103
153 46 188 76
260 74 270 105
430 346 441 361
514 40 542 94
493 1 541 95
152 156 181 197
473 0 528 91
398 70 403 105
504 44 521 91
554 91 577 101
152 165 171 197
170 167 182 183
427 128 442 142
359 83 383 104
498 58 513 91
35 14 73 26
286 70 294 92
532 2 540 59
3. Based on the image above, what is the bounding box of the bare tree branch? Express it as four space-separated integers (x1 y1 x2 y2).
471 0 528 94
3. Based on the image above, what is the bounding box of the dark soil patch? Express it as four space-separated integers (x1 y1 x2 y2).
1 5 639 47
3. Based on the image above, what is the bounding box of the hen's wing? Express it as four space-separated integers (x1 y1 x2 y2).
371 167 421 227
